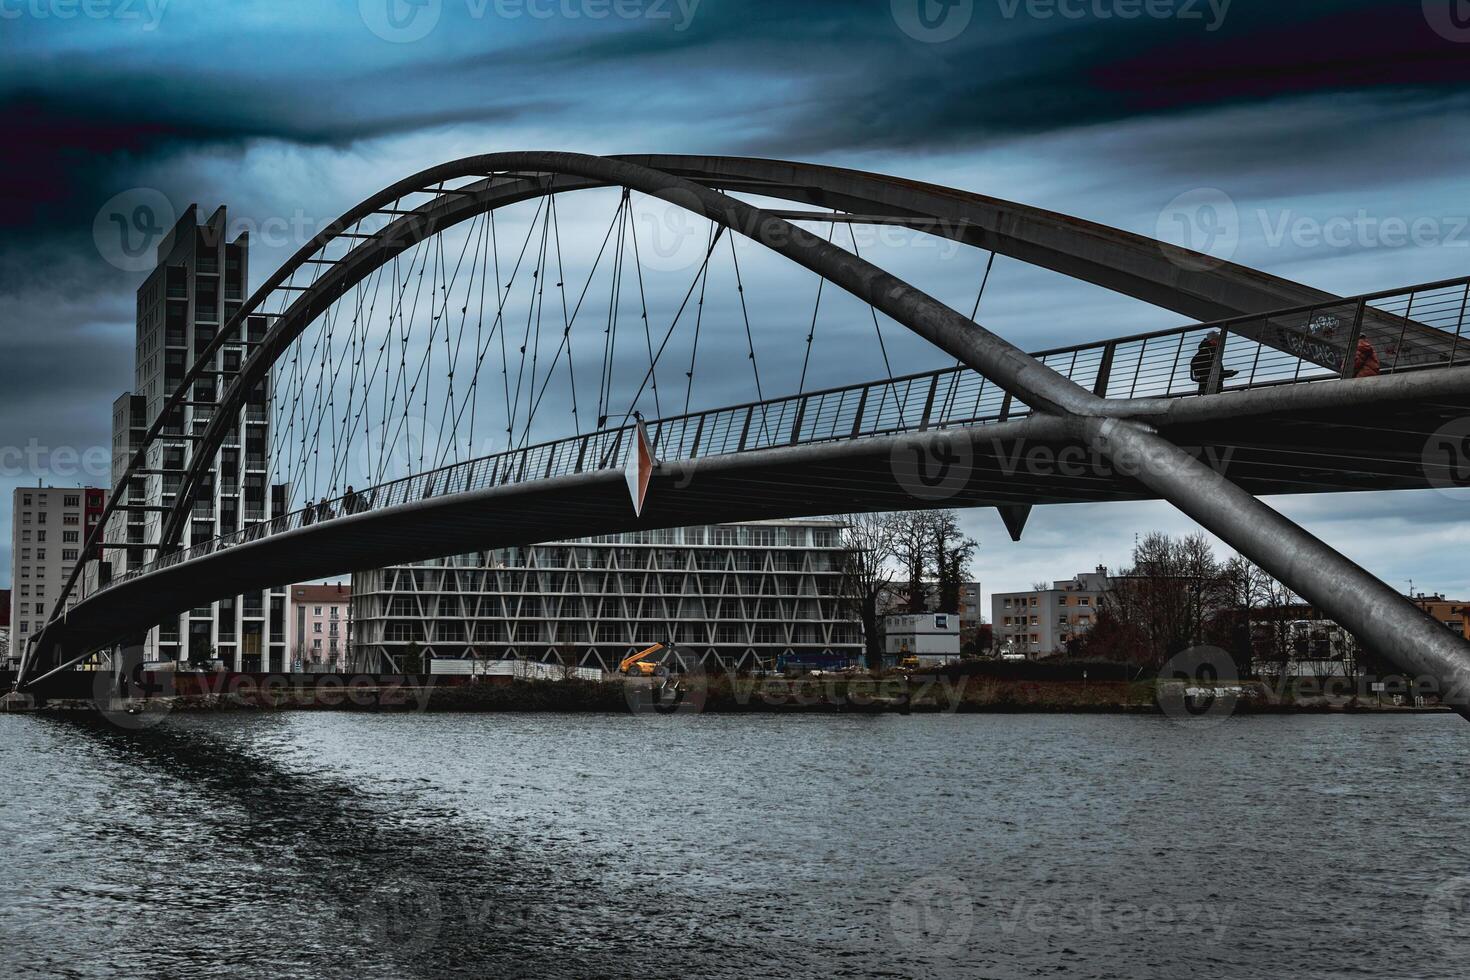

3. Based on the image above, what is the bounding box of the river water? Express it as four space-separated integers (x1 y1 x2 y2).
2 711 1468 979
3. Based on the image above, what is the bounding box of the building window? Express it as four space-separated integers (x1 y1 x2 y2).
62 549 78 561
313 623 322 633
314 606 322 615
63 495 79 507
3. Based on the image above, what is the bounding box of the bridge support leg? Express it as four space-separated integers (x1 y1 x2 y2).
1085 416 1470 717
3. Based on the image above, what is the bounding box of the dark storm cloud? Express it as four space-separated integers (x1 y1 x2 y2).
1 71 536 234
453 0 1470 154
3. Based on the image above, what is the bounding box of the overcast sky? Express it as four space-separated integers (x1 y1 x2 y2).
3 0 1469 609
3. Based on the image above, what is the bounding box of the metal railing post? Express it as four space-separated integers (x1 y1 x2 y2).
1093 342 1115 397
1340 300 1367 380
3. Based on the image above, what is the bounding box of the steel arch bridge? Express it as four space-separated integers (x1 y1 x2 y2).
19 152 1470 712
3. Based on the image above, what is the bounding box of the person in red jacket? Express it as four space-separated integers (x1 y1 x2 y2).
1354 338 1381 378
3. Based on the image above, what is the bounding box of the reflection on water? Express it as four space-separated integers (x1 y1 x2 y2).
2 712 1468 979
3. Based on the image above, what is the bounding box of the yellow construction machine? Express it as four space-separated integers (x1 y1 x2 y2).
619 642 667 677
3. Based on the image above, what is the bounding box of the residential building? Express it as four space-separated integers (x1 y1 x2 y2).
991 567 1112 658
878 579 982 628
9 486 107 663
287 583 352 671
351 519 862 672
1408 593 1470 640
101 205 289 671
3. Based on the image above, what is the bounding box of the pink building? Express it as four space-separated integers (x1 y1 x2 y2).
287 583 351 671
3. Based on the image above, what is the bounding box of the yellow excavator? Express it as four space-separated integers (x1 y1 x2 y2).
620 642 668 677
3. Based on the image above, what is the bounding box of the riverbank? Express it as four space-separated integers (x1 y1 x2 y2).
17 673 1449 716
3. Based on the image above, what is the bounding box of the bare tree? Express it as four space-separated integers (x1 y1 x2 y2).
891 512 932 614
1103 531 1233 669
1224 554 1296 672
838 513 900 670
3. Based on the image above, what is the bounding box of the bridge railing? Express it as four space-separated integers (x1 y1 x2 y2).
94 276 1470 595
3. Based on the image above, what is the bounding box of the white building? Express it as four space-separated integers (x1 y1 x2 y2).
882 612 961 666
350 519 862 673
9 486 107 663
992 567 1111 658
103 205 289 671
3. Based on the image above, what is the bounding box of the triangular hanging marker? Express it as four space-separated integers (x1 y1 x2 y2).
624 419 656 518
997 504 1032 542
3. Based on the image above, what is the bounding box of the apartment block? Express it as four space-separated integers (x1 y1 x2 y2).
9 486 106 663
992 567 1111 657
287 583 352 670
